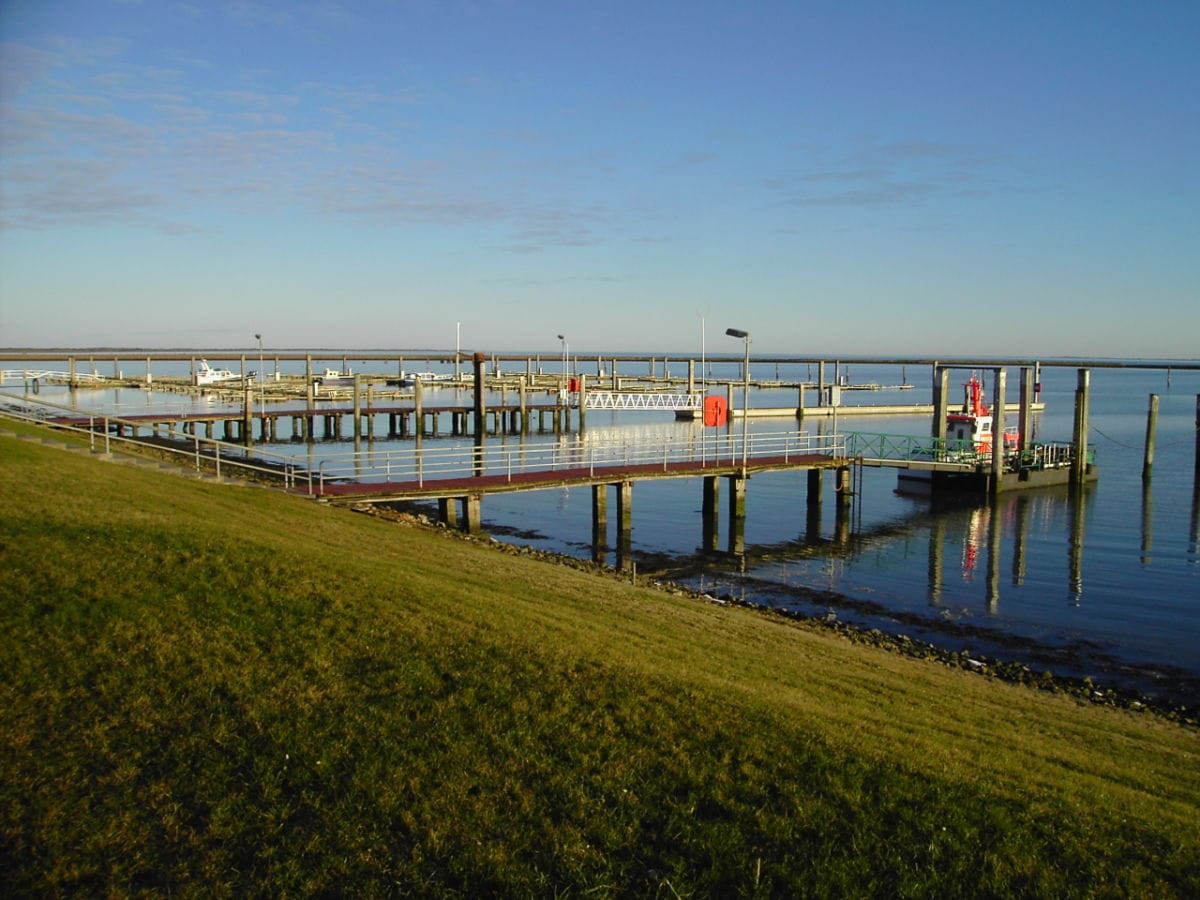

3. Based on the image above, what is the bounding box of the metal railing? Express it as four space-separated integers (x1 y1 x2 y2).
847 431 1086 471
312 430 847 492
0 397 312 490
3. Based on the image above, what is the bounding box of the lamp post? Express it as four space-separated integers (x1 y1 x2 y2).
557 333 568 396
726 327 750 473
254 333 264 424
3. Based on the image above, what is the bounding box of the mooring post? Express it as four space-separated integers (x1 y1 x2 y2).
931 364 949 440
352 375 362 439
1143 393 1160 481
818 360 826 406
1018 366 1034 453
991 367 1006 496
519 380 529 433
1071 368 1091 488
473 352 486 436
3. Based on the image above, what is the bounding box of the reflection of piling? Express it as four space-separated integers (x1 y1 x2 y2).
927 514 945 605
1068 486 1086 604
1141 479 1154 564
986 498 1002 612
1143 393 1159 480
1012 494 1029 585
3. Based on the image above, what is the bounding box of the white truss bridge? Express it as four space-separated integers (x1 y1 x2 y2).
578 390 703 411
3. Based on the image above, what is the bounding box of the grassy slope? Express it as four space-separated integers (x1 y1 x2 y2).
1 430 1198 896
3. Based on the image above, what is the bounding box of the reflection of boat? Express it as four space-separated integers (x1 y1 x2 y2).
194 360 246 386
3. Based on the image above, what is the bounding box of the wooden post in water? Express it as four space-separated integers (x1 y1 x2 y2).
991 367 1006 496
1194 394 1200 484
414 378 424 438
352 375 362 440
1071 368 1091 488
1018 366 1034 452
931 364 949 440
472 352 486 436
1143 393 1160 481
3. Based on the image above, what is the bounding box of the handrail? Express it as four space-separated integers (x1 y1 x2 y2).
312 430 847 488
0 396 311 491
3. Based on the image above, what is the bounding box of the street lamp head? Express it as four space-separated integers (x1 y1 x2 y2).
725 328 749 339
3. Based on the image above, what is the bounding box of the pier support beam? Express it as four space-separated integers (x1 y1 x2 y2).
592 483 608 549
806 468 823 541
728 474 746 556
616 481 633 570
702 476 719 551
438 497 458 528
463 494 482 534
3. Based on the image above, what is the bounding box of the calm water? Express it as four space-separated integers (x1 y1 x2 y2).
8 358 1199 700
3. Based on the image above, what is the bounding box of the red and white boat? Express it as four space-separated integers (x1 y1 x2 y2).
944 371 1019 456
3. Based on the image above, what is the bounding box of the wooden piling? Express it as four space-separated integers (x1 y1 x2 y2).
991 367 1006 496
1018 366 1034 452
473 352 486 436
1071 369 1091 488
1143 393 1160 480
931 364 949 440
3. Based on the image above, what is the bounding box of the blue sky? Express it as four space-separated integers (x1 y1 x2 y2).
1 1 1196 357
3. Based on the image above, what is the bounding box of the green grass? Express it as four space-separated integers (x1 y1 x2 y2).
2 428 1198 896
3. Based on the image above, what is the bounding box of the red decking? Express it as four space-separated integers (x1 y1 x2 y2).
312 453 841 501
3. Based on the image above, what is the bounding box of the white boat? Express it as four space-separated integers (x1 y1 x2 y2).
316 368 355 388
194 360 245 386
